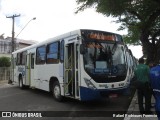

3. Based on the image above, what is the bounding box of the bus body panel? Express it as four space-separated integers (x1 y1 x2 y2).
11 29 136 101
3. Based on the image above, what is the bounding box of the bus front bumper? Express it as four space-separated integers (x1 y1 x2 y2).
80 86 129 101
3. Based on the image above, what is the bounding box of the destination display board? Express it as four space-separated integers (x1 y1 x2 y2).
81 29 122 42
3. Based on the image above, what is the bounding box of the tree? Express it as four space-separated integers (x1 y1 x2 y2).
76 0 160 64
0 57 11 67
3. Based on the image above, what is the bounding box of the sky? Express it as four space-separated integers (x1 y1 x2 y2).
0 0 142 58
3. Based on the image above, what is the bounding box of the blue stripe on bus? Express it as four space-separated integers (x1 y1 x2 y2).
80 86 130 101
80 87 102 101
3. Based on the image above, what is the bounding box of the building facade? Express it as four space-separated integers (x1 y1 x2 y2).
0 37 37 57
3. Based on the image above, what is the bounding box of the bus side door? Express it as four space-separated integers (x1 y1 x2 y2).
64 37 80 99
30 53 35 87
25 53 31 86
25 53 35 87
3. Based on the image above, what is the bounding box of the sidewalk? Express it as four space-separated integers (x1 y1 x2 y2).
124 91 158 120
0 80 11 88
0 80 8 84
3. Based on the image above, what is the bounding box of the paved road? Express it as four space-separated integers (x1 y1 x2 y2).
0 83 135 120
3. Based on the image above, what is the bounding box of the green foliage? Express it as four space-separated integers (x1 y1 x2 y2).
123 25 141 45
0 57 11 67
76 0 160 63
76 0 160 45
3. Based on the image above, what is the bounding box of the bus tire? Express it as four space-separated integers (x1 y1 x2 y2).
52 81 63 101
19 76 24 89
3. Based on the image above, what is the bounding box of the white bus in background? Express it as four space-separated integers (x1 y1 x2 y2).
11 29 136 101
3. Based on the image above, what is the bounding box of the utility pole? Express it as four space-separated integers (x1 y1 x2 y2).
6 14 20 52
6 14 20 84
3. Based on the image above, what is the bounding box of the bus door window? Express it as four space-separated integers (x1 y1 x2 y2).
60 40 64 62
59 40 64 78
31 54 35 69
65 43 75 96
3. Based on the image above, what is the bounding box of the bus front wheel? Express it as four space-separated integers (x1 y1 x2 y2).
52 81 63 101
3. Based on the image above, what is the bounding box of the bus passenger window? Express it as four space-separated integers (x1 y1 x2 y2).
17 53 22 65
36 46 46 64
16 53 20 65
21 52 26 65
46 42 59 64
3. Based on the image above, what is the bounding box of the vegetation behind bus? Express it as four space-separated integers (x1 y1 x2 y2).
0 57 11 67
0 57 11 81
76 0 160 64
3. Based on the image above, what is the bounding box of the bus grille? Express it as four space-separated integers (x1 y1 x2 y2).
92 75 126 83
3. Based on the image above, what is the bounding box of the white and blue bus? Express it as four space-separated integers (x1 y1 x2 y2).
11 29 135 101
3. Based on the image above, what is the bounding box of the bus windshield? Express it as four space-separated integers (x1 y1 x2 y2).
83 41 126 76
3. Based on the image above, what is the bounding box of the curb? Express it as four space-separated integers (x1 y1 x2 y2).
124 90 137 120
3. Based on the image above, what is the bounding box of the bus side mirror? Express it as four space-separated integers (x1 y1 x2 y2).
80 44 86 54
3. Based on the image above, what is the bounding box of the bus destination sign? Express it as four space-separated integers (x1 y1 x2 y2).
89 33 116 41
81 30 117 41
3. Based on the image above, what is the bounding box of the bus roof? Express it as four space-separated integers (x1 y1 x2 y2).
12 29 121 54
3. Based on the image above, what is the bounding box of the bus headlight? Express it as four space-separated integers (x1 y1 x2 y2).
84 78 97 90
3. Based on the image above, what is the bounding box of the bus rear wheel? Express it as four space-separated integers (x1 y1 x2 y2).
52 81 63 101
